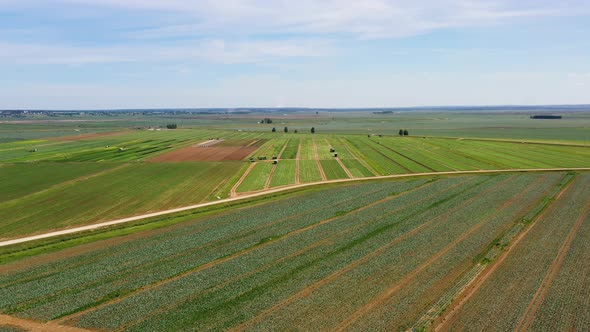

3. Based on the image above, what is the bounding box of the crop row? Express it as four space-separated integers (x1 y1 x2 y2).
439 173 590 331
0 173 568 331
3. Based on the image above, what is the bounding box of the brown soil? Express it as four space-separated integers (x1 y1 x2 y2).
149 145 257 162
49 131 125 141
0 314 89 331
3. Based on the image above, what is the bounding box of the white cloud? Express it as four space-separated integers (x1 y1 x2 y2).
47 0 590 39
0 39 333 65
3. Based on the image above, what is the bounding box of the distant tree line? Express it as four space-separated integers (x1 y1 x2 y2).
530 115 562 119
166 124 178 129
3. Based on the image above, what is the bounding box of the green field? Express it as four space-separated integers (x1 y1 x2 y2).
1 109 590 331
236 162 274 192
2 172 585 331
0 162 242 239
438 173 590 331
299 160 323 183
269 160 297 187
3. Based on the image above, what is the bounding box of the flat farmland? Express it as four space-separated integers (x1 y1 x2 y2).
320 159 349 180
298 160 323 183
437 173 590 331
0 163 113 202
269 160 297 187
0 162 242 239
236 162 274 192
149 139 263 162
280 139 299 159
0 129 266 163
0 172 578 331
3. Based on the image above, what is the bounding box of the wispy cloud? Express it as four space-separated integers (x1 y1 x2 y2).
0 38 333 65
51 0 590 39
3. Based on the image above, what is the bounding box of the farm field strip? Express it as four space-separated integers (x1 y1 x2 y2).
232 174 555 331
326 175 553 331
437 173 590 331
367 139 434 172
298 160 323 183
324 138 354 159
298 139 315 160
340 159 374 178
410 173 568 330
0 163 115 203
1 173 578 331
235 162 273 192
2 180 435 326
319 160 348 180
345 138 405 175
0 162 243 238
377 139 453 171
279 139 299 159
337 137 379 176
53 177 484 329
269 161 297 187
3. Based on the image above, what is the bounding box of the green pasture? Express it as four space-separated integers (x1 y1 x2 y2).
0 162 242 239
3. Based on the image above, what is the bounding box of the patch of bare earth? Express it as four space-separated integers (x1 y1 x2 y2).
149 145 257 162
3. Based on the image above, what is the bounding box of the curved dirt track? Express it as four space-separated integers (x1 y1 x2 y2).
1 167 589 248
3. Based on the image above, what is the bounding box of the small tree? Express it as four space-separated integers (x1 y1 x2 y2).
403 129 409 136
311 127 315 134
271 127 276 132
166 123 177 129
284 126 288 133
398 129 403 136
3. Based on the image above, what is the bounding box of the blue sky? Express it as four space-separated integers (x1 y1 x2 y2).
1 0 589 109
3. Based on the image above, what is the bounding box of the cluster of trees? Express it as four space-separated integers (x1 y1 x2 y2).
261 118 273 124
398 129 409 136
271 127 316 133
166 124 178 129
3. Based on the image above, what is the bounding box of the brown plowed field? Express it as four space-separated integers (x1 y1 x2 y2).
149 145 257 162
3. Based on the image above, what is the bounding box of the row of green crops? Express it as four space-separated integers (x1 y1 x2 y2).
443 173 590 331
0 173 574 331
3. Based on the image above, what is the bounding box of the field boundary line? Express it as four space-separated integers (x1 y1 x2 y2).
373 139 436 172
515 199 590 332
332 176 516 331
0 314 90 332
295 142 301 184
434 175 579 331
2 168 590 247
277 139 289 159
265 164 278 189
312 139 327 181
230 162 256 197
410 174 552 330
339 137 379 176
335 157 353 178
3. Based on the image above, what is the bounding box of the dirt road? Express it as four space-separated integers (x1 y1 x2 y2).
1 167 589 247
